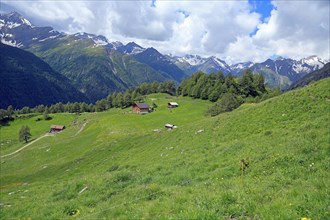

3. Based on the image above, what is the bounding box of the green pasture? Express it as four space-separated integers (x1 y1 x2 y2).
0 80 329 219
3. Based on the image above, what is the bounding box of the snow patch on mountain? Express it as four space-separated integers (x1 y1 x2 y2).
93 38 108 46
2 33 13 38
292 64 309 73
300 55 326 69
212 56 229 69
231 62 254 70
73 32 110 46
178 54 206 66
290 56 327 74
22 18 32 27
111 41 123 49
39 35 61 42
0 19 5 28
230 61 254 74
7 22 21 28
1 12 33 28
1 38 22 47
131 46 145 54
116 42 146 54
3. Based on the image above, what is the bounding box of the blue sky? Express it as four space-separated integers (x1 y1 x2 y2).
1 0 329 63
249 0 274 22
248 0 274 36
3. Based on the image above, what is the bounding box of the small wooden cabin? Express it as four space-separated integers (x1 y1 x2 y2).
132 103 151 114
168 102 179 108
50 125 65 133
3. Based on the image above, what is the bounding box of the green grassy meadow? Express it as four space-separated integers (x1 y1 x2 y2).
0 79 329 219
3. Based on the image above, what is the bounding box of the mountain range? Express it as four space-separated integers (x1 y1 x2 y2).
0 11 329 107
287 62 330 91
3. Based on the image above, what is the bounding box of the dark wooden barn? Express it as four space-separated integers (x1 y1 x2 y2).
132 103 151 114
50 125 65 133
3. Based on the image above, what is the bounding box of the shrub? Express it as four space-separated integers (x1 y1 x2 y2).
206 93 240 116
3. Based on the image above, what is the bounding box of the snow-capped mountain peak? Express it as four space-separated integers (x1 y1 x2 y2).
111 41 124 49
178 54 206 66
0 11 33 28
73 32 109 46
210 56 229 69
174 54 232 74
230 61 254 74
0 11 65 47
116 42 145 54
300 55 326 69
274 56 285 61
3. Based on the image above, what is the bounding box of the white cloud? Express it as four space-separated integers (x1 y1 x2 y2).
3 1 95 33
3 0 330 64
225 0 330 63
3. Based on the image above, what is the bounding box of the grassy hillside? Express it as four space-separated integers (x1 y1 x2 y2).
0 79 329 219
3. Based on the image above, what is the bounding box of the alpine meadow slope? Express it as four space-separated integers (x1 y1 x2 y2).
0 78 329 219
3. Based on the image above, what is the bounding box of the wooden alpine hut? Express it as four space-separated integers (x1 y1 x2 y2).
50 125 65 133
132 103 151 114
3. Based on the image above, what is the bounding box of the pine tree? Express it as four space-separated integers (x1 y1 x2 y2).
72 102 81 113
240 69 258 97
255 74 266 93
123 91 132 107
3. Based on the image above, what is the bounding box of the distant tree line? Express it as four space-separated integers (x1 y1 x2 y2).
177 69 281 116
0 69 282 121
0 80 176 123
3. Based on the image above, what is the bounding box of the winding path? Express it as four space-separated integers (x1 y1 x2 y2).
74 122 87 136
1 133 50 158
2 122 87 158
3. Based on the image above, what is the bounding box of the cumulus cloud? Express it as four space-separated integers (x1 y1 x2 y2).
3 1 95 33
225 0 330 63
2 0 330 63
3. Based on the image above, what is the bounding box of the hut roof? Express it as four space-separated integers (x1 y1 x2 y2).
135 103 150 109
51 125 65 130
165 123 176 128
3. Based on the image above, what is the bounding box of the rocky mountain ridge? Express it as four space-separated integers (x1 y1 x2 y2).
1 11 328 103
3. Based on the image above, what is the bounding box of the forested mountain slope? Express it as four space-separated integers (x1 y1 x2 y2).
0 43 86 108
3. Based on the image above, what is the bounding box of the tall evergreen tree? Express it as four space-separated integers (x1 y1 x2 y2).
123 91 132 107
255 74 266 93
240 69 258 97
